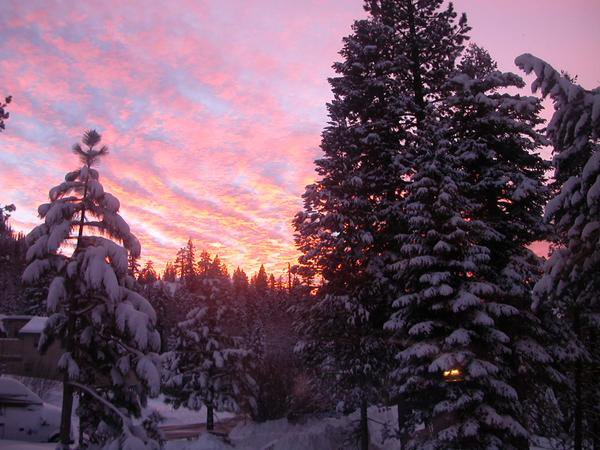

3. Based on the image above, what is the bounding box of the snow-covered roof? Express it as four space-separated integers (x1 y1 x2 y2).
0 377 43 405
18 316 48 335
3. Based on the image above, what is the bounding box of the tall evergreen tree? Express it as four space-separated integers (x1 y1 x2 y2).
445 45 559 437
294 1 468 448
385 51 555 443
252 264 269 293
378 16 555 450
197 249 211 277
387 113 535 448
22 130 162 449
174 238 196 286
232 267 249 300
516 53 600 449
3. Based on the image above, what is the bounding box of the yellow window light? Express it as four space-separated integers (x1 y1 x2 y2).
443 368 463 382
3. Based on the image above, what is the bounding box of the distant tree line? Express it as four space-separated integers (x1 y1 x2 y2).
136 238 320 425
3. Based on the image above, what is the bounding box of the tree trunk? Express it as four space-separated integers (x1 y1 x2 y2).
207 404 214 431
574 361 583 450
58 379 73 447
397 401 406 447
574 312 583 450
160 329 168 353
406 0 425 125
58 161 92 448
360 398 369 450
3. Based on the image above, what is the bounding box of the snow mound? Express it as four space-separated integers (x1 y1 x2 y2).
166 433 230 450
227 417 349 450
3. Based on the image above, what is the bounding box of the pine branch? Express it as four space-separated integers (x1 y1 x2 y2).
69 381 132 433
98 330 145 358
74 301 103 316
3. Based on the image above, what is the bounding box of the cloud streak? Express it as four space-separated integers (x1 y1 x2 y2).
1 0 598 274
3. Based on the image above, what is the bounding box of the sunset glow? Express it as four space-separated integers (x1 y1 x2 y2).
1 0 598 275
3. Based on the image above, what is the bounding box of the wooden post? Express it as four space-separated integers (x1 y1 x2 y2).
207 404 214 431
58 378 73 448
360 397 369 450
397 401 404 446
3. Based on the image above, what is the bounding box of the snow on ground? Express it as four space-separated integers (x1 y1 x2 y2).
165 406 401 450
146 396 235 426
0 387 561 450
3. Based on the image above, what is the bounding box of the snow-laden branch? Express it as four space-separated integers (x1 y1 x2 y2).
69 381 130 430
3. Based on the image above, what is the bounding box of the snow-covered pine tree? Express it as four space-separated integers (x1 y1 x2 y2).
141 281 174 353
445 45 560 438
231 265 265 370
385 43 560 448
386 112 533 448
516 53 600 449
245 264 268 362
247 265 299 423
22 130 162 449
294 1 469 448
164 254 255 431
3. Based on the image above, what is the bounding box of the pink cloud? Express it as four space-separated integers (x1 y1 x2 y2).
1 0 598 275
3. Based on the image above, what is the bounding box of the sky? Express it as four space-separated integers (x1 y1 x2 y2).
1 1 599 276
